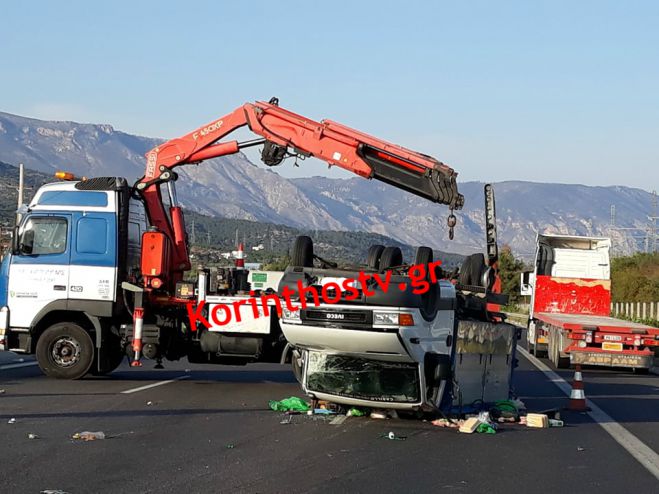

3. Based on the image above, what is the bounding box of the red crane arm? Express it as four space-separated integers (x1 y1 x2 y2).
136 100 464 288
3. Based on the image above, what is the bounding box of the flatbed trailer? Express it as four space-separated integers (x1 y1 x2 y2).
522 234 659 370
534 312 659 369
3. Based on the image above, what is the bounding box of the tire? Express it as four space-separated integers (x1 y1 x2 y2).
526 337 535 354
414 246 434 279
379 247 403 271
90 346 125 376
291 236 314 268
36 322 95 379
459 253 487 287
549 329 569 369
366 244 385 270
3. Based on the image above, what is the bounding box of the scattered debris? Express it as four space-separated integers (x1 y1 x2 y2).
40 490 70 494
549 419 564 427
431 418 462 428
311 408 336 415
370 409 391 420
7 418 16 424
146 401 153 406
476 422 497 434
526 413 549 428
280 415 294 425
459 417 481 434
577 447 585 452
72 431 106 441
0 389 6 394
27 433 39 439
346 408 366 417
269 397 310 413
226 443 235 449
380 431 406 441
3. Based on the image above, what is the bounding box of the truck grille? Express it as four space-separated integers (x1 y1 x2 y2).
301 309 373 329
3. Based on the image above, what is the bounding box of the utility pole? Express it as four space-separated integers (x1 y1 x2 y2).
16 163 24 225
191 219 196 245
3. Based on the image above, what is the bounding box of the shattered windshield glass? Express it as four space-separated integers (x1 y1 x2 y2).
306 353 420 403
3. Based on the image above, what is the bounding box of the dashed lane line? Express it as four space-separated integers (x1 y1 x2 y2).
517 345 659 481
120 375 190 394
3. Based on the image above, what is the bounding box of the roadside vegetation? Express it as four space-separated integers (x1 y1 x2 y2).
611 252 659 302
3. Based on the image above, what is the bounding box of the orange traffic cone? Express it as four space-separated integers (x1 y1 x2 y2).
567 364 589 411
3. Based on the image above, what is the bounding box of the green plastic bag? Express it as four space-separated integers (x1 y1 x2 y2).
476 422 497 434
269 396 310 412
348 408 366 417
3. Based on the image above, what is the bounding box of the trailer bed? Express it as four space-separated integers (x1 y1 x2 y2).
535 313 659 334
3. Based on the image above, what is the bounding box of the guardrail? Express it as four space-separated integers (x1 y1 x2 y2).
611 302 659 322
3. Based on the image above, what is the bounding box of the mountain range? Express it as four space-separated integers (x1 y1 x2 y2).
0 110 653 257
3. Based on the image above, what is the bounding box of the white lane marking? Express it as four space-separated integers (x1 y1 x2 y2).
0 361 39 371
120 375 190 394
517 345 659 481
330 415 347 425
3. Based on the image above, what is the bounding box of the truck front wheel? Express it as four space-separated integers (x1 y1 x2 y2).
36 322 94 379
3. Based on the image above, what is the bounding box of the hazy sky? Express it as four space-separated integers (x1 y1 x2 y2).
1 1 658 190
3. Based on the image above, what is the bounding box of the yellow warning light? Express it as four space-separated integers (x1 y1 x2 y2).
55 171 77 181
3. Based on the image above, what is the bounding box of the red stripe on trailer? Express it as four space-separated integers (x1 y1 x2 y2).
533 275 611 316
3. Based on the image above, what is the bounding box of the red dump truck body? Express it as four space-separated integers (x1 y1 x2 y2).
522 234 659 369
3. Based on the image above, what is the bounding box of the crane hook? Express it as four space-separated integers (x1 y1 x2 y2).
447 210 457 240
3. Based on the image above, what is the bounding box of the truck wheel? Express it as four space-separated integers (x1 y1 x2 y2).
90 347 125 376
366 245 385 270
556 354 570 369
526 337 535 354
458 253 487 287
36 322 94 379
291 236 314 268
380 247 403 271
414 246 434 278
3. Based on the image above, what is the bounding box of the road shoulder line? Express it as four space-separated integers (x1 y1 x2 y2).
517 345 659 481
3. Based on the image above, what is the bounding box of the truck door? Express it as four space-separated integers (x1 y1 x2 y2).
68 212 117 304
8 214 72 328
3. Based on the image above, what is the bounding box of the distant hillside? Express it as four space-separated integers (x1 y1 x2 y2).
0 161 462 266
1 110 654 257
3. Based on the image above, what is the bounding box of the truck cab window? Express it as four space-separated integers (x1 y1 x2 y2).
20 217 68 255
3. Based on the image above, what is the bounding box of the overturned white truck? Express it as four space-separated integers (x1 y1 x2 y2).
279 185 519 413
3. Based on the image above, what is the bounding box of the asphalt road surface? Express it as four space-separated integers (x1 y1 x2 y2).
1 335 658 493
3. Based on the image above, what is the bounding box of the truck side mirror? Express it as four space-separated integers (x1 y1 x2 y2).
19 229 34 255
520 271 533 296
11 226 19 254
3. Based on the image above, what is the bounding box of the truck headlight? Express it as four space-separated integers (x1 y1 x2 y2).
373 311 398 325
373 312 415 327
282 308 301 324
